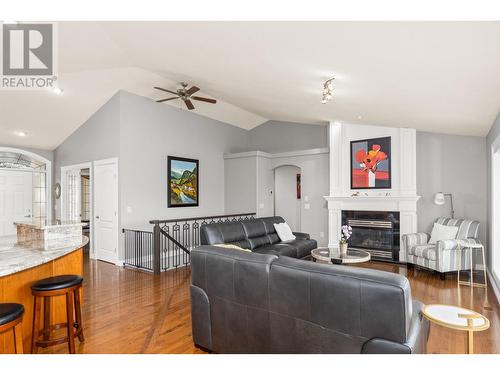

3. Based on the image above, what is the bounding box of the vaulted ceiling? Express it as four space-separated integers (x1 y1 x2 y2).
1 21 500 150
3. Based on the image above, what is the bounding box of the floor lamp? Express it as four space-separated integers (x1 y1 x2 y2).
434 192 455 218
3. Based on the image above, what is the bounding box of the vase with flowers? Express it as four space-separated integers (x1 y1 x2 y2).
339 225 352 254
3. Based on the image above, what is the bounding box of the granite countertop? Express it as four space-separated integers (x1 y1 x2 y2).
0 235 89 278
14 220 85 230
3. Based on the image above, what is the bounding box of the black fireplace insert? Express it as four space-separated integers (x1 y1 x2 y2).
342 210 400 262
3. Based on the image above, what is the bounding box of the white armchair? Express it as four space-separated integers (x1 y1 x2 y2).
402 218 480 276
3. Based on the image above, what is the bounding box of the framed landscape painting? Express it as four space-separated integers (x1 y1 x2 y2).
168 156 199 207
350 136 391 189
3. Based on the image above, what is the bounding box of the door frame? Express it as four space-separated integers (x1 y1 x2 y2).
0 147 52 222
490 135 500 296
273 164 302 232
60 161 93 257
93 157 119 265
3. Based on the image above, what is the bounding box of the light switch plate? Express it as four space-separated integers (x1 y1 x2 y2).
259 203 264 209
304 203 310 210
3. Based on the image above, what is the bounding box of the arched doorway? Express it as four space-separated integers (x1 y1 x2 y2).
274 164 301 231
0 147 52 235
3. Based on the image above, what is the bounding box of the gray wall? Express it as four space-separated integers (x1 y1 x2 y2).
248 120 327 153
53 93 121 217
119 91 250 231
416 131 487 245
224 156 257 214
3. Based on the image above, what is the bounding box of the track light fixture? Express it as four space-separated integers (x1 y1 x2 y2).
321 77 334 104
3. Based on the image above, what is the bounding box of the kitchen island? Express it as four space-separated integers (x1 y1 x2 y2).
0 234 88 353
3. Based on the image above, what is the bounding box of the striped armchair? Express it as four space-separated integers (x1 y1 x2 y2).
401 218 480 275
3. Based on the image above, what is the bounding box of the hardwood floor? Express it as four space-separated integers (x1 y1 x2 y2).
39 256 499 354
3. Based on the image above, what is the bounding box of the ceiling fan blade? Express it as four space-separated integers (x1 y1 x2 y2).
157 97 179 103
153 86 179 96
186 86 200 95
191 96 217 104
184 99 195 110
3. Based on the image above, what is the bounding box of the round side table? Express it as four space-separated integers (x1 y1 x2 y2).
422 304 490 354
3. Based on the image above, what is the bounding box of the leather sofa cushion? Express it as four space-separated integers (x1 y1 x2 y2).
261 216 285 234
219 222 247 242
241 220 271 250
282 239 317 258
254 243 298 258
267 233 280 244
269 256 412 344
241 220 267 238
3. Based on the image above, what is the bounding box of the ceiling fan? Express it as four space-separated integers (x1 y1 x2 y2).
153 82 217 110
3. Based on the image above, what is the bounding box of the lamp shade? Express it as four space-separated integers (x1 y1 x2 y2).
433 192 445 205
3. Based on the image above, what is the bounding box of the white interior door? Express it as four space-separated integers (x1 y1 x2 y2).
0 170 32 236
94 159 118 264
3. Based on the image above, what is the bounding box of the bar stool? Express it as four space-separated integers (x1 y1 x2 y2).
0 303 25 353
31 275 84 354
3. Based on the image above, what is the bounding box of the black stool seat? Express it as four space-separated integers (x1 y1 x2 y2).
0 303 24 326
31 275 83 292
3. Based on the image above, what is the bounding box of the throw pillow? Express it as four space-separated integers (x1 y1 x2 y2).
429 223 459 244
213 243 251 252
273 222 296 242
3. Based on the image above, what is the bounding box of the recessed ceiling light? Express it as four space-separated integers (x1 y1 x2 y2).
52 87 63 95
357 115 363 120
14 130 28 137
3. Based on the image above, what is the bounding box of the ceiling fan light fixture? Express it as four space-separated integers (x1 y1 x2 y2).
153 83 216 111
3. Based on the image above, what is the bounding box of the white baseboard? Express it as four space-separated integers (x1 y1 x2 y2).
487 269 500 304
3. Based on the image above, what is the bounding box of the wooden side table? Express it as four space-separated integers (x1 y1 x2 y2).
422 304 490 354
457 241 487 288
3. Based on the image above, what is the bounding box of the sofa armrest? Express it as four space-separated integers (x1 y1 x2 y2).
293 232 310 240
361 300 429 354
402 233 430 246
437 237 481 251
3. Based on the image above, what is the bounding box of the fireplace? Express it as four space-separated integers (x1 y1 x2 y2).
342 210 400 262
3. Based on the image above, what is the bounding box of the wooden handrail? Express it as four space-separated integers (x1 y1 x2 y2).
149 212 256 225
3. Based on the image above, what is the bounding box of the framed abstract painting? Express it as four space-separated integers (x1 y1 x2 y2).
350 137 391 189
168 156 199 207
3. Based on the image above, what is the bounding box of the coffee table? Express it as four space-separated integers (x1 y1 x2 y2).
311 247 371 265
422 304 490 354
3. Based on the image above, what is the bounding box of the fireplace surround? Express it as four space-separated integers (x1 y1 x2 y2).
324 121 420 263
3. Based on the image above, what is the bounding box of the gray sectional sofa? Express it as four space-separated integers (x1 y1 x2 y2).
190 245 429 354
200 216 317 259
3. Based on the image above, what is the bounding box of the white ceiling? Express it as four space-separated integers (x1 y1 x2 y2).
1 21 500 150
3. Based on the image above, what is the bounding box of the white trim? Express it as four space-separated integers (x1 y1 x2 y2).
224 151 271 159
490 134 500 297
0 147 52 222
93 157 120 265
93 157 119 166
60 162 93 258
271 147 329 158
487 269 500 304
224 147 329 160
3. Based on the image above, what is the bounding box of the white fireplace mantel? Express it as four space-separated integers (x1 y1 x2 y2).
325 121 420 262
